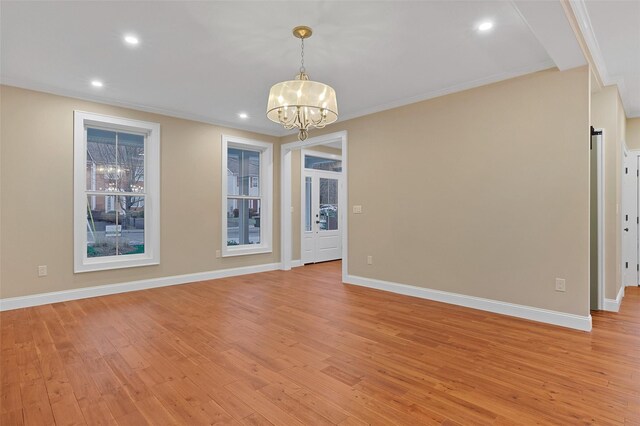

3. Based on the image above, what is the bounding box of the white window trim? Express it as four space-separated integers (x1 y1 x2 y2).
73 111 160 273
221 135 273 257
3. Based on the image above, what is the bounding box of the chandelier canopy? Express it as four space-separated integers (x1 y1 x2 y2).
266 26 338 141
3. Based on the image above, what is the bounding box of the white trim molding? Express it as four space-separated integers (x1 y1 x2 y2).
345 275 592 332
604 285 625 313
280 130 348 282
568 0 610 85
221 135 273 257
593 129 605 310
0 263 282 312
74 111 161 273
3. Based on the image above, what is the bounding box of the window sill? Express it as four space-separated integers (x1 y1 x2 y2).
222 246 272 258
75 255 159 273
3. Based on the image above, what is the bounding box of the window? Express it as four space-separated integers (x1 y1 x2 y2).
222 135 273 257
74 111 160 272
304 155 342 172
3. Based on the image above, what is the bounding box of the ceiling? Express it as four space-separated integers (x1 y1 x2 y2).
573 0 640 117
0 1 637 137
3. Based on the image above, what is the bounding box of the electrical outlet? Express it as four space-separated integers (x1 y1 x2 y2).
367 255 373 265
38 265 47 277
353 205 363 214
215 250 221 258
555 278 566 292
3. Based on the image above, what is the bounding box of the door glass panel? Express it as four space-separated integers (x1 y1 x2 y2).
304 155 342 172
305 176 312 232
319 178 338 231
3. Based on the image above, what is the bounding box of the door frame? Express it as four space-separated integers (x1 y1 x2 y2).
623 144 640 287
592 129 605 310
636 150 640 287
281 131 348 281
300 153 344 264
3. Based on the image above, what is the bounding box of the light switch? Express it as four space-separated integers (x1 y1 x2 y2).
38 265 47 277
353 205 363 214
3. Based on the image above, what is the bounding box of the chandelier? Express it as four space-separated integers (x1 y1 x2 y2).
266 26 338 141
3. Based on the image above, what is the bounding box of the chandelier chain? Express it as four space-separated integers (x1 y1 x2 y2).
299 37 305 74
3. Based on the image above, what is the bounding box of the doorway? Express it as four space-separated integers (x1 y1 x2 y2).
280 131 348 279
301 151 343 264
590 128 604 310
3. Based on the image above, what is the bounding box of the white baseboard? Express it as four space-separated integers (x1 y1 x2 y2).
603 285 625 312
344 275 592 332
0 262 282 311
290 259 303 268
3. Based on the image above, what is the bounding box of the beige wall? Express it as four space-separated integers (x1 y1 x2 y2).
3 67 592 318
591 85 625 300
0 85 280 299
290 145 342 261
285 67 591 316
627 118 640 150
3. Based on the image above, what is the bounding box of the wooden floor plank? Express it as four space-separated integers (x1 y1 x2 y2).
1 261 639 425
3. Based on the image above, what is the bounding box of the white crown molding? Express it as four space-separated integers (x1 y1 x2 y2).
603 285 625 313
510 0 586 71
3 58 556 141
335 59 557 125
564 0 638 118
568 0 611 85
344 274 592 332
0 262 282 311
0 76 286 138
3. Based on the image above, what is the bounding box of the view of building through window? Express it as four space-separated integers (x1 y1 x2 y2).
85 128 145 257
226 147 261 246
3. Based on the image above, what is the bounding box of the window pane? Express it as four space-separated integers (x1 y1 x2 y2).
305 176 312 232
226 198 261 246
117 196 145 255
227 148 260 196
86 128 145 193
304 155 342 172
86 194 117 257
86 195 144 257
87 128 117 191
116 132 145 193
319 178 338 231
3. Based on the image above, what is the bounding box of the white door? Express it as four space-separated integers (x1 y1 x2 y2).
622 150 637 286
302 171 342 263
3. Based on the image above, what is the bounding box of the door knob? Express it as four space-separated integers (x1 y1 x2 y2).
624 228 629 232
316 221 320 224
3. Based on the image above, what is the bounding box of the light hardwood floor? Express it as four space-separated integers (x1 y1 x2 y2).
1 261 639 425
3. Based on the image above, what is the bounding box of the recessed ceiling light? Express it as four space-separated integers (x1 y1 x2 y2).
238 112 249 119
478 21 494 32
124 35 139 45
91 80 104 88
